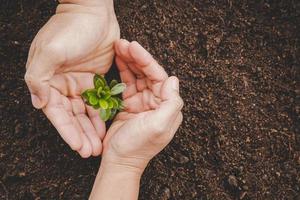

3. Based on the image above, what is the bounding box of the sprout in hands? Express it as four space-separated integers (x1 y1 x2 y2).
81 74 126 122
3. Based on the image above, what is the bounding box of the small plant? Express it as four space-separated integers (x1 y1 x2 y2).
81 74 126 122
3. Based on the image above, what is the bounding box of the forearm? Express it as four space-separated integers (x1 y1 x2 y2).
89 162 143 200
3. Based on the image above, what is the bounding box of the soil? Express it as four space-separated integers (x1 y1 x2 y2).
0 0 299 199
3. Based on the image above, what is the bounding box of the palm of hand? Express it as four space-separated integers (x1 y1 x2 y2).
102 40 183 168
25 4 120 157
104 79 162 161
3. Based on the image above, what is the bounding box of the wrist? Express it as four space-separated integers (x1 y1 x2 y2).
98 164 142 186
99 156 146 178
90 156 142 200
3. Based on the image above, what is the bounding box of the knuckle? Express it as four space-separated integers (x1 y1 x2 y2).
39 41 65 61
152 123 169 135
70 141 82 151
40 41 62 52
24 72 37 85
179 112 184 123
174 96 184 110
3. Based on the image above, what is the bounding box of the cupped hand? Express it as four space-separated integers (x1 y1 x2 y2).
101 40 184 171
24 0 120 157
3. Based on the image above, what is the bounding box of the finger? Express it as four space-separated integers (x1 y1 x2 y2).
136 78 148 92
128 41 168 83
147 76 183 128
127 63 149 92
127 62 145 78
115 56 137 98
77 129 93 158
168 112 183 140
61 96 93 158
66 109 93 158
123 93 144 113
61 96 83 135
128 41 168 97
156 112 183 143
76 114 102 156
25 44 64 109
123 89 160 113
71 98 102 156
86 106 106 140
42 88 82 151
115 39 149 80
141 89 160 110
114 112 139 121
115 39 133 62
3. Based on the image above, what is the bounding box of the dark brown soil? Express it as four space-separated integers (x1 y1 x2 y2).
1 0 299 199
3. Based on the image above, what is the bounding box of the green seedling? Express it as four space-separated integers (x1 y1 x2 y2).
81 74 126 122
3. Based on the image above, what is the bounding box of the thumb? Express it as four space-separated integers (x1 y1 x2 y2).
159 76 184 122
148 76 184 126
25 49 60 109
24 71 50 109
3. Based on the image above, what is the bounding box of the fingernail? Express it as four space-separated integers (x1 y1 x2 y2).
31 94 42 109
172 77 179 90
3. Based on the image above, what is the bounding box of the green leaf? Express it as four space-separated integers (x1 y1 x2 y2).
94 79 102 89
111 97 119 108
104 86 110 92
92 104 100 109
99 109 107 121
87 89 97 96
107 99 114 109
100 90 106 96
99 99 108 109
100 76 107 86
99 108 111 122
116 97 124 110
83 75 125 122
81 90 89 101
89 94 98 106
109 109 117 120
111 83 126 95
82 89 97 100
94 74 106 89
97 87 103 97
110 80 118 89
85 101 92 106
103 92 111 100
105 108 111 121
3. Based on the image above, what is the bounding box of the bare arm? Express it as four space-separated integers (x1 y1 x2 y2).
89 162 142 200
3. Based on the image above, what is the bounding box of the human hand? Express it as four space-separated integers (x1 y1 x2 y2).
89 40 183 199
101 39 184 173
24 0 120 157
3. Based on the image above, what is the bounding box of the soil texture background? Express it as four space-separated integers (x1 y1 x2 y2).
0 0 299 199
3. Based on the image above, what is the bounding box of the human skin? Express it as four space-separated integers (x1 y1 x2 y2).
89 40 184 199
24 0 119 158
